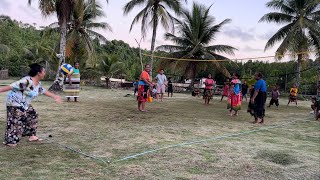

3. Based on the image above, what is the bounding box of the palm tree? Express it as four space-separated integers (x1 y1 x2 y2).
123 0 187 78
28 0 108 90
157 2 237 80
259 0 320 86
28 0 73 84
47 0 111 67
99 54 126 88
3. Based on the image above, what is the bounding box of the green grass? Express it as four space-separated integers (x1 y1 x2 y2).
256 150 298 165
0 81 319 179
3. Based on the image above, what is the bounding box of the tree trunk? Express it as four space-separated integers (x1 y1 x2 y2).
149 8 159 80
184 62 197 88
191 62 197 82
295 54 303 87
317 58 320 97
105 77 110 88
49 18 67 91
135 38 144 71
139 47 143 71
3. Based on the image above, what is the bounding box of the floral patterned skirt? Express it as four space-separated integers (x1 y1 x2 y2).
227 93 242 111
137 84 150 102
3 105 38 145
203 89 213 99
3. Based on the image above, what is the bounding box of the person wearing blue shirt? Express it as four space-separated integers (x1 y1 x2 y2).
133 79 139 96
250 72 267 124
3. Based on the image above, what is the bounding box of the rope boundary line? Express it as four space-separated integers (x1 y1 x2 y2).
143 50 319 62
113 119 313 163
41 119 315 165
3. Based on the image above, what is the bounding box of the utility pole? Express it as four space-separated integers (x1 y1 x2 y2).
135 38 144 72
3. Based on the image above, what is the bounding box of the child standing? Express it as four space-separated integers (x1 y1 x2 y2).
221 78 230 101
152 85 157 99
288 84 298 106
133 79 139 96
268 86 280 108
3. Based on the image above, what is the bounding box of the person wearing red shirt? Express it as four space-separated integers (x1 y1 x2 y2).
203 74 215 105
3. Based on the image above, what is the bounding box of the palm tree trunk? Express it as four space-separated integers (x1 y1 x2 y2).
135 38 143 71
149 8 159 80
50 19 67 91
185 62 197 88
105 77 110 88
191 62 197 83
296 54 303 87
317 58 320 98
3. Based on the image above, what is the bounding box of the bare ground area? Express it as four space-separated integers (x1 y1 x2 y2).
0 84 319 180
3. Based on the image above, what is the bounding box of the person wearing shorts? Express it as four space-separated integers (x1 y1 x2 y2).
287 84 298 106
156 69 167 102
268 86 280 108
241 81 249 102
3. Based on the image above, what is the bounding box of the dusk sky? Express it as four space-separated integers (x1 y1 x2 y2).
0 0 289 61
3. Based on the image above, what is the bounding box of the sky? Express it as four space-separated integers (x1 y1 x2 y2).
0 0 286 61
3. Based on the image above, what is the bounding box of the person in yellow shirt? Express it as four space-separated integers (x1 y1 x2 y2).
287 84 298 106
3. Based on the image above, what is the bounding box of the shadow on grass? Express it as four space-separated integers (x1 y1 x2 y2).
256 149 298 165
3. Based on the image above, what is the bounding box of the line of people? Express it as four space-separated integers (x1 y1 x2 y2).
135 66 174 111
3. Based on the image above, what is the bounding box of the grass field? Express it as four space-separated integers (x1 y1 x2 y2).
0 82 319 180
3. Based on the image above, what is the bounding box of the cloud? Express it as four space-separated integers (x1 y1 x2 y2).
0 0 10 11
258 29 277 40
17 6 39 20
222 26 256 41
147 39 164 46
242 45 264 52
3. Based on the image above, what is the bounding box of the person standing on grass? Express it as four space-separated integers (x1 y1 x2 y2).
65 62 81 102
203 74 215 105
288 84 298 106
241 81 249 102
133 79 139 96
0 63 61 147
60 63 74 85
227 73 242 116
251 72 267 124
268 86 280 109
221 78 230 101
155 69 167 102
137 64 154 112
167 77 173 97
311 96 319 120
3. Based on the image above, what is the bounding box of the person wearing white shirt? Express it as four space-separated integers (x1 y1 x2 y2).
156 69 167 102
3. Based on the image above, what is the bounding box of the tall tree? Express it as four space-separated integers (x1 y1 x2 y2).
47 0 111 67
123 0 187 78
28 0 73 85
157 2 237 80
259 0 320 86
28 0 108 90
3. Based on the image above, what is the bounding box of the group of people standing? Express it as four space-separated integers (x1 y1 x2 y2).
136 64 174 111
136 66 269 124
204 72 268 123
